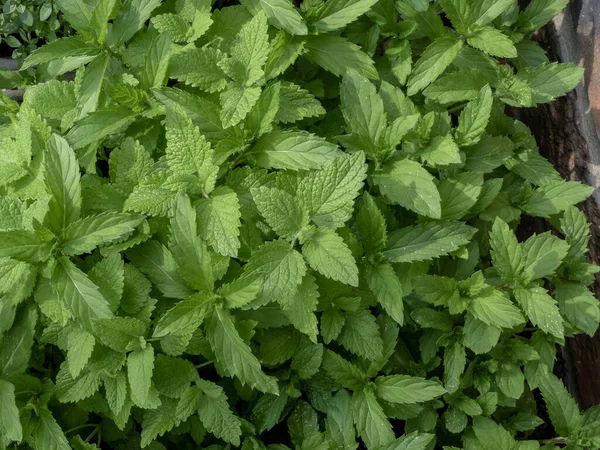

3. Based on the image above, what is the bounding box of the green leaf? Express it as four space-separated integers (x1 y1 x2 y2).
471 416 515 450
66 326 95 377
76 53 109 119
438 0 473 33
165 105 217 191
444 341 466 393
140 33 172 90
243 240 307 307
514 286 564 339
275 81 325 123
245 82 281 138
0 230 52 263
206 307 279 394
555 282 600 337
463 314 501 354
241 0 307 35
304 35 377 80
66 108 136 149
456 85 493 146
523 180 593 218
311 0 379 32
356 192 387 256
52 257 114 331
368 263 404 325
341 68 386 148
471 0 514 26
265 34 305 81
538 372 581 437
127 240 194 299
23 80 76 124
127 345 155 408
0 380 22 442
169 47 228 93
32 407 70 450
517 63 584 104
373 159 441 218
469 290 525 329
63 212 144 255
110 0 162 46
300 226 359 286
383 221 476 263
221 11 270 85
325 390 356 448
420 134 462 167
439 172 484 221
196 379 243 445
21 36 98 70
519 0 569 32
169 192 213 291
54 0 92 32
153 292 212 338
140 397 180 447
338 309 383 360
0 304 37 376
93 317 146 352
423 69 487 104
407 36 463 96
152 14 190 43
298 152 367 228
352 387 394 449
249 130 342 170
489 217 524 284
252 186 308 238
467 27 517 58
375 375 446 404
45 134 81 233
464 135 515 173
195 187 241 257
522 232 569 280
90 0 118 43
220 83 262 129
382 432 434 450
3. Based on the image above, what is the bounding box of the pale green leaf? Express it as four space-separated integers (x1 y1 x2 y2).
372 159 441 218
300 225 359 286
383 221 476 263
206 307 279 394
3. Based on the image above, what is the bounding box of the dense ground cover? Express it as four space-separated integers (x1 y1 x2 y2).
0 0 599 449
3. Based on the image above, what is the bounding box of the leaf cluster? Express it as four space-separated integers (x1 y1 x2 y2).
0 0 598 449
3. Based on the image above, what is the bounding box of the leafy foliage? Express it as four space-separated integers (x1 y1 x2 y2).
0 0 597 449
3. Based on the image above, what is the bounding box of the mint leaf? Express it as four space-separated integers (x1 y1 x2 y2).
241 0 307 35
374 375 446 404
0 380 22 443
368 263 404 325
206 307 279 394
249 130 342 170
373 159 441 218
384 222 476 263
353 387 394 448
538 372 581 437
407 36 463 95
52 257 114 330
63 212 144 255
253 186 308 239
300 225 359 286
298 152 367 228
195 187 241 257
44 134 81 233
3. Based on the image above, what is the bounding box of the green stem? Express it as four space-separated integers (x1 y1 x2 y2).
195 360 214 369
84 426 100 443
65 423 98 435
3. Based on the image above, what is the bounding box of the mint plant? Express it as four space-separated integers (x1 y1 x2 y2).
1 0 599 449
